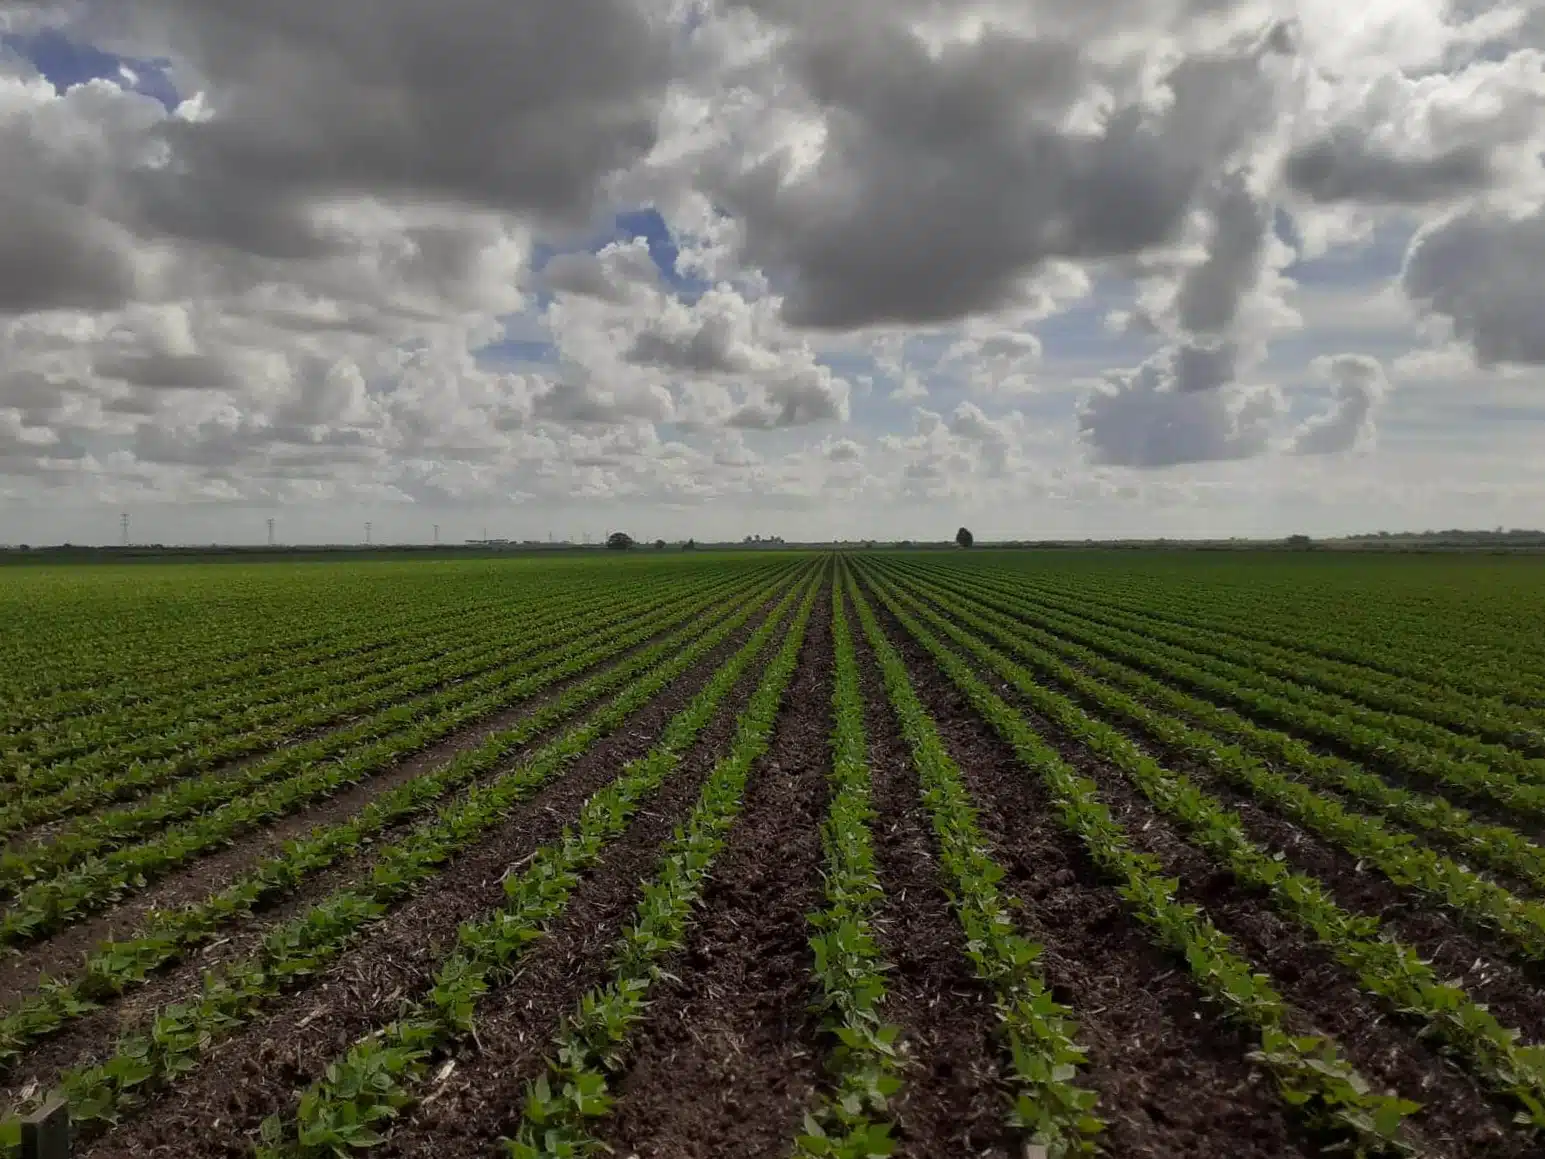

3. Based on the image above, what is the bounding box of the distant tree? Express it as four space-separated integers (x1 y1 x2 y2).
683 538 697 551
956 526 974 548
1285 534 1313 549
654 539 666 550
606 531 635 551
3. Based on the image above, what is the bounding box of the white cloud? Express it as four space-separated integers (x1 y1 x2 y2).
0 0 1542 540
1079 346 1282 468
1290 353 1390 454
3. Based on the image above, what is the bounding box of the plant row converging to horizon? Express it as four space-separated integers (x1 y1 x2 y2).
0 545 1543 1158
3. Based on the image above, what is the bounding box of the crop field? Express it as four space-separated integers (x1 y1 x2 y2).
2 549 1545 1159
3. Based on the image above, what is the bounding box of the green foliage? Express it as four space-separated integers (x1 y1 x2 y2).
0 564 817 1146
874 561 1545 1128
851 560 1418 1156
845 568 1102 1158
500 578 821 1159
794 577 902 1158
0 569 746 893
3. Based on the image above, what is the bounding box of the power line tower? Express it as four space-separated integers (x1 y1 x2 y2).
365 521 372 546
120 513 129 547
267 518 275 547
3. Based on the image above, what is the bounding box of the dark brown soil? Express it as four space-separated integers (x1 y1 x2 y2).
597 583 833 1159
935 578 1545 844
846 589 1018 1158
1167 753 1545 1033
0 597 740 1003
976 667 1518 1158
862 584 1323 1159
3 609 540 849
12 592 790 1146
897 578 1545 1007
376 591 822 1159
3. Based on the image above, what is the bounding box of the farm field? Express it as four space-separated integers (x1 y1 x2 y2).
2 550 1545 1158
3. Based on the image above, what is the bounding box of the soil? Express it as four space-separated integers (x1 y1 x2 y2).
597 582 834 1159
0 593 747 1002
846 589 1020 1158
5 588 789 1142
901 576 1545 1029
7 558 1540 1159
863 588 1324 1159
979 660 1523 1158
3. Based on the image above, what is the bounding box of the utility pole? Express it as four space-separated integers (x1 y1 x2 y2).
433 524 439 546
267 518 275 547
120 513 129 547
365 521 372 546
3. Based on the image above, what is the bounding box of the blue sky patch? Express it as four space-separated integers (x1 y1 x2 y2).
1286 221 1413 287
476 338 558 369
2 27 179 110
531 207 708 298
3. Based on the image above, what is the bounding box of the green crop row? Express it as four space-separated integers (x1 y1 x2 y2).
974 558 1545 706
793 576 903 1159
0 567 799 1073
875 565 1545 1127
0 581 557 766
0 565 752 859
906 564 1545 824
845 569 1102 1158
1 568 571 727
502 580 820 1159
918 563 1545 776
0 567 815 1153
952 551 1545 684
959 561 1545 718
0 567 740 840
259 571 820 1158
883 561 1545 904
852 562 1419 1156
0 564 799 944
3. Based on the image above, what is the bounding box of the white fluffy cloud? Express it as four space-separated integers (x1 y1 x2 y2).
0 0 1540 541
1291 354 1390 455
1079 346 1282 468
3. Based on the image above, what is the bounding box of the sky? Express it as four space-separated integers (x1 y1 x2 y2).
1 1 1544 545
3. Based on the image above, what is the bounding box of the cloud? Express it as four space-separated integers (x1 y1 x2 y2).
695 6 1293 329
942 328 1042 395
1402 202 1545 365
1290 353 1389 455
110 0 675 233
1284 134 1492 206
0 0 1543 540
1284 49 1545 206
1079 346 1281 468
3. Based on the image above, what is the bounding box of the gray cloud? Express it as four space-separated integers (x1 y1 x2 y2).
704 11 1289 329
1176 178 1271 334
542 243 659 303
111 0 674 239
1291 353 1389 455
1284 133 1492 205
626 315 748 375
93 352 236 390
1403 205 1545 365
1080 346 1280 467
